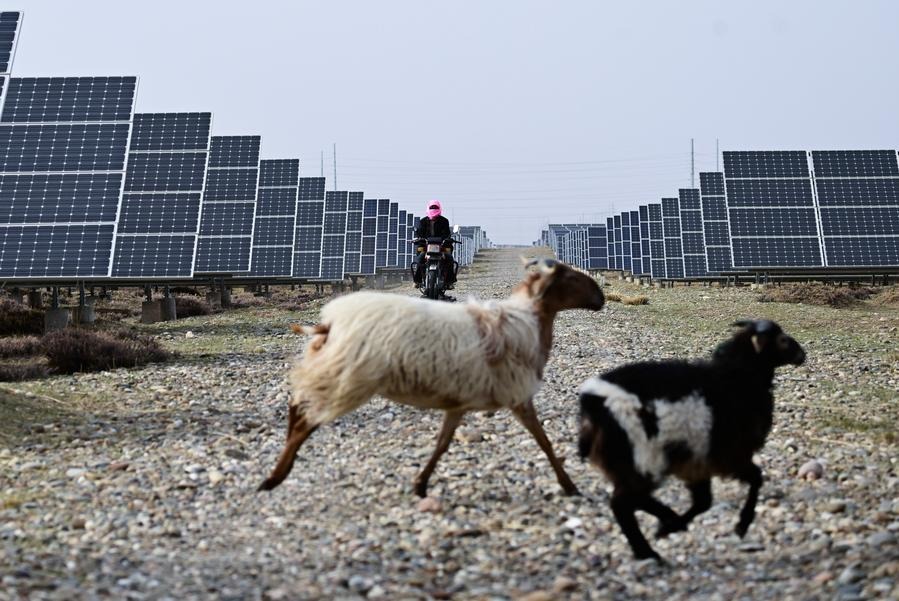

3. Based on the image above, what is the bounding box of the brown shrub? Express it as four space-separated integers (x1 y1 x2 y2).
0 336 42 359
41 328 170 374
170 286 202 297
0 298 44 336
621 295 649 306
0 359 50 382
757 284 875 308
175 296 212 318
605 292 622 303
870 286 899 307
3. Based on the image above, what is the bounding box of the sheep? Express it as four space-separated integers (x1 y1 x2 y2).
258 257 605 498
576 319 806 562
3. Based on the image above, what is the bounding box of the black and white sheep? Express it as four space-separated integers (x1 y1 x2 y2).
577 320 806 562
259 258 605 498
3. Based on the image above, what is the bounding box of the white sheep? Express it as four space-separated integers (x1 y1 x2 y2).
259 258 605 497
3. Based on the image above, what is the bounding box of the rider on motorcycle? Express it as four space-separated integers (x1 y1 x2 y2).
413 200 456 289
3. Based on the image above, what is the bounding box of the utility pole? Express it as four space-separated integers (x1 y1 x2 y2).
333 143 337 191
691 138 695 188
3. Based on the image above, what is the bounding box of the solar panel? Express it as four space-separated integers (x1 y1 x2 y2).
405 213 414 271
678 188 707 277
620 212 632 272
646 202 666 279
250 159 299 277
661 197 685 278
397 209 408 270
724 150 823 269
194 135 260 273
587 225 607 269
0 76 137 278
293 177 325 278
343 191 363 274
636 205 650 276
375 199 390 268
606 217 615 269
319 190 348 281
699 172 733 273
812 150 899 267
628 210 642 275
0 12 22 115
360 198 377 275
112 112 211 278
387 202 398 266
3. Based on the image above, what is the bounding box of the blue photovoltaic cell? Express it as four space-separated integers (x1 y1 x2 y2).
605 217 615 269
0 174 121 224
195 135 260 273
699 172 732 273
0 224 115 277
293 177 325 278
1 77 136 123
112 235 196 278
587 225 607 269
113 112 210 278
129 113 211 151
251 159 299 277
405 213 414 267
396 209 407 268
723 151 823 269
813 150 899 267
0 123 130 172
116 193 201 234
208 136 260 167
360 199 377 274
0 12 22 75
661 198 684 278
0 74 136 278
124 153 206 192
387 202 398 267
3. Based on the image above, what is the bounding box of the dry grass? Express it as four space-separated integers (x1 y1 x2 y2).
870 286 899 307
0 298 44 336
621 295 649 305
175 296 213 318
41 328 171 374
605 292 622 303
757 283 876 308
0 335 43 359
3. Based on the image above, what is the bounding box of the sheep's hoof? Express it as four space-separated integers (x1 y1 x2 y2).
734 521 750 538
634 551 666 566
413 481 428 498
561 484 581 496
257 478 278 492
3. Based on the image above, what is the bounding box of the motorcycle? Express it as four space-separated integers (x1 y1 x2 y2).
412 232 460 301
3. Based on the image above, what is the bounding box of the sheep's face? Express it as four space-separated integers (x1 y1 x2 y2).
735 320 806 367
521 258 605 312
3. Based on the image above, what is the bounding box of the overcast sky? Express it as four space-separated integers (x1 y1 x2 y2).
12 1 899 244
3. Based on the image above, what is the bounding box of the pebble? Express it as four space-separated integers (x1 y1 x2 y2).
417 497 442 513
798 460 824 480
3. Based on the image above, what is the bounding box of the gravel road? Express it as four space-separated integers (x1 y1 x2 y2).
1 248 897 600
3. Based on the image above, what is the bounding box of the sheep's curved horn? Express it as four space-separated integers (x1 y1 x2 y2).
521 256 540 268
538 258 559 273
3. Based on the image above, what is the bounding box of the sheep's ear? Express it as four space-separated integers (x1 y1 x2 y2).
538 258 559 274
521 256 538 269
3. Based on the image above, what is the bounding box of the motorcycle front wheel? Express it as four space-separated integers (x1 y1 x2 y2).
426 268 440 300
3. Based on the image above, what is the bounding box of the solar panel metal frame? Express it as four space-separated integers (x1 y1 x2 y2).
387 202 399 267
249 158 299 277
723 150 824 270
112 112 212 279
397 209 408 270
605 217 615 269
661 197 685 279
360 198 377 275
0 12 23 116
293 177 326 279
647 202 666 279
811 150 899 268
0 74 138 280
194 135 261 274
587 224 608 269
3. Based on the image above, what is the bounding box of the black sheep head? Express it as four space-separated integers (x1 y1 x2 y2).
713 320 806 367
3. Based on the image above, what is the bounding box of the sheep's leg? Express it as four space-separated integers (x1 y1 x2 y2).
656 480 712 538
611 490 663 562
286 405 299 440
511 400 579 496
413 410 464 498
258 411 319 492
735 463 762 537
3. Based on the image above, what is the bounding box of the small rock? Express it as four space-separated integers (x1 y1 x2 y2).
65 468 86 478
456 428 484 443
417 497 442 513
739 542 764 553
562 517 583 530
108 461 130 472
208 470 225 485
264 587 288 600
812 571 833 585
517 592 552 601
367 584 386 599
552 576 577 593
70 518 86 530
798 460 824 480
224 448 250 461
823 499 847 513
837 566 865 585
867 531 895 548
185 331 195 338
348 575 373 594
